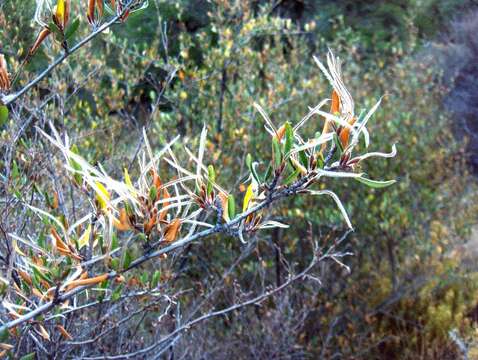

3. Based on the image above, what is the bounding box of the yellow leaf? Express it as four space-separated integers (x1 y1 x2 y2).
124 167 133 190
38 324 50 341
55 0 65 27
95 182 110 211
243 184 253 212
12 239 26 257
78 224 91 250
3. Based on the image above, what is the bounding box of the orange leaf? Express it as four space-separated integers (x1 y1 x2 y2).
338 116 357 148
87 0 96 24
56 325 73 340
97 0 104 17
275 124 286 141
18 269 32 285
330 89 340 114
65 273 108 288
163 218 181 243
29 28 51 56
159 188 170 221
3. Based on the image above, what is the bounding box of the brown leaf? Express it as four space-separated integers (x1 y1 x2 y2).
0 54 10 91
113 208 131 231
158 188 170 221
56 325 73 340
29 28 51 56
163 218 181 243
87 0 96 24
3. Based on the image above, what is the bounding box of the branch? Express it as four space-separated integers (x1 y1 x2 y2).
0 1 134 106
0 173 313 333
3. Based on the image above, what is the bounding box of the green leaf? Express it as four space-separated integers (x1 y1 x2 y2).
20 353 36 360
111 284 123 302
111 233 119 251
333 132 344 155
283 169 299 185
0 105 8 127
227 194 236 219
140 272 148 285
284 122 294 156
246 154 261 184
298 150 308 168
246 153 252 170
272 137 282 169
207 165 215 196
64 17 80 40
110 258 119 271
151 270 161 288
149 186 157 203
122 249 132 270
0 328 9 342
48 21 64 40
263 164 272 182
355 176 396 188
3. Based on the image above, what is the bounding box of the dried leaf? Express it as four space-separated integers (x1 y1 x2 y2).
29 28 51 56
65 273 108 288
56 325 73 340
163 218 181 243
38 324 50 341
0 54 10 91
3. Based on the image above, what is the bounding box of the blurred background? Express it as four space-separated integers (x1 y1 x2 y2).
2 0 478 358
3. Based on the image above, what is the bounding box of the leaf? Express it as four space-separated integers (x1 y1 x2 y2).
308 190 353 229
124 167 133 189
259 220 290 229
246 153 252 170
78 224 91 250
227 194 236 220
55 0 66 26
333 132 344 155
65 273 109 288
38 324 50 341
122 249 132 270
149 186 157 203
242 184 253 212
20 352 36 360
283 168 299 185
163 218 181 243
111 284 123 302
151 270 161 288
64 17 80 40
284 122 294 156
298 150 308 169
0 106 8 127
95 182 110 211
29 28 51 56
272 137 282 169
48 21 63 40
207 165 215 196
355 176 396 188
56 325 73 340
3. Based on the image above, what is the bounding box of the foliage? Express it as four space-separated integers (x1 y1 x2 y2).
0 0 477 359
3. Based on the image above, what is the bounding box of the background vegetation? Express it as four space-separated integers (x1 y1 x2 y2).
1 0 478 358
